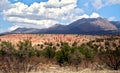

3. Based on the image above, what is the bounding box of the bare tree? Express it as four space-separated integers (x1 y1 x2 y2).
99 40 120 70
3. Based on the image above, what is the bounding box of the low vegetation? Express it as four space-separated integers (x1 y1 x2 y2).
0 35 120 73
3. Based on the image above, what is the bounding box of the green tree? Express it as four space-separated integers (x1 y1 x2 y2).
69 48 82 71
0 41 15 55
43 46 56 59
16 40 40 73
56 42 71 66
17 40 32 50
0 41 18 73
79 44 96 68
17 40 33 58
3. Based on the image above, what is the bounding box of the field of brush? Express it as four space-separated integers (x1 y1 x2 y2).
0 34 120 73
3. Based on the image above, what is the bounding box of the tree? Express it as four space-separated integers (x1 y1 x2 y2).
79 44 96 68
0 41 17 73
69 48 82 71
15 40 41 73
43 46 56 59
99 41 120 70
17 40 32 51
72 42 78 47
0 41 15 55
56 42 71 66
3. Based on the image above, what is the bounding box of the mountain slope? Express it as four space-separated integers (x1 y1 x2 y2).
10 17 119 34
11 28 40 33
110 21 120 29
68 18 117 32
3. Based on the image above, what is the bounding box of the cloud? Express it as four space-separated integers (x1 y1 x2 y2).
2 0 85 29
108 16 115 21
76 12 100 19
1 0 101 30
9 25 20 31
92 0 104 10
8 12 101 31
106 0 120 5
92 0 120 10
0 0 10 11
90 12 100 18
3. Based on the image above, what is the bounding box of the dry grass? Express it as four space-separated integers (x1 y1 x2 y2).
28 64 120 73
29 68 120 73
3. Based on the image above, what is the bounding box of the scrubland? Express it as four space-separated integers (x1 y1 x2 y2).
0 34 120 73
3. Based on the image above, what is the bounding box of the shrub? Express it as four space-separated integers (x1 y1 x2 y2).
79 44 96 67
69 48 82 71
56 43 71 66
72 42 78 46
99 47 120 70
43 46 56 59
0 41 15 55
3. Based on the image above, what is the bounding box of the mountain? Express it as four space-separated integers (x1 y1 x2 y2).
68 18 117 31
37 24 68 34
9 17 120 35
110 21 120 29
65 17 117 34
11 28 40 33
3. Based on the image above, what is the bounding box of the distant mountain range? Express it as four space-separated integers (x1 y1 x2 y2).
8 17 120 35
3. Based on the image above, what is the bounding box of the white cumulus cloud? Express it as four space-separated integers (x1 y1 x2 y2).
1 0 102 31
9 25 20 31
90 12 100 18
2 0 85 29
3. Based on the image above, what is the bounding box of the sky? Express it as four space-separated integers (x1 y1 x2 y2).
0 0 120 33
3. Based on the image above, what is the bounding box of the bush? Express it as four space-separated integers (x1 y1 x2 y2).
72 42 78 46
69 48 82 71
78 44 96 67
99 47 120 70
43 46 56 59
56 43 71 66
0 41 15 55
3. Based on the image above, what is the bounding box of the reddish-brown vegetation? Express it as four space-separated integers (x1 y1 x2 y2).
0 34 101 46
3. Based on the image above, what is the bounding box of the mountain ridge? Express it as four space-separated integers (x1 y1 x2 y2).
9 17 120 35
